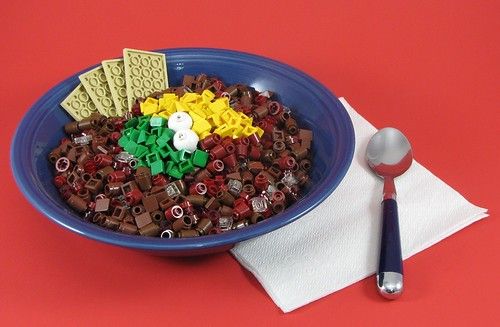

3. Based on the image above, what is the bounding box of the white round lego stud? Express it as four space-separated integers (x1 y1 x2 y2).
173 129 199 153
168 112 193 132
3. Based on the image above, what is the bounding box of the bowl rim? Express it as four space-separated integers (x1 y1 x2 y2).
10 47 355 252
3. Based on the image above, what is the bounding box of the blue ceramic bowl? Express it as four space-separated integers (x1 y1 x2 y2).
11 48 354 256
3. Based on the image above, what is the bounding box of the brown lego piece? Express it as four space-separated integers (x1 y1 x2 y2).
104 182 123 197
118 222 138 235
94 198 110 212
154 190 170 204
172 216 194 232
291 146 309 161
150 210 165 225
204 197 220 210
195 218 213 235
272 129 285 142
111 206 126 221
159 196 176 210
131 205 146 217
120 181 138 195
177 229 199 238
247 161 265 174
134 212 152 229
138 223 161 236
225 172 242 181
134 166 152 191
102 216 120 230
299 129 313 149
66 194 88 212
95 166 114 180
84 178 103 194
142 194 159 212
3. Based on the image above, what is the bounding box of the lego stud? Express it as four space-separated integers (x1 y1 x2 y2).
55 157 71 173
160 229 175 239
165 205 184 222
206 159 224 174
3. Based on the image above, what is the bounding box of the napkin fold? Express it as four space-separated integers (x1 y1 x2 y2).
231 98 488 313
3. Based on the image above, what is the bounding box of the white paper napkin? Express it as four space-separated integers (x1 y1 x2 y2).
231 98 488 313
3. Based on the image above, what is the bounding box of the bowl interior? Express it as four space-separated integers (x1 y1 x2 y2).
11 48 354 254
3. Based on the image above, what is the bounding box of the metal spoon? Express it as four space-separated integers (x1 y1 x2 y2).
366 127 413 299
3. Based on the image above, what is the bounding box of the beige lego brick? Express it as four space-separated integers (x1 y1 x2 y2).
60 83 99 121
79 65 119 117
123 48 168 110
102 59 127 116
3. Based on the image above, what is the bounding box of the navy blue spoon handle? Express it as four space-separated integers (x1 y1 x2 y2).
376 198 403 299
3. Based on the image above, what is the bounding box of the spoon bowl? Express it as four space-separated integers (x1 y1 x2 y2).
366 127 413 299
366 127 412 179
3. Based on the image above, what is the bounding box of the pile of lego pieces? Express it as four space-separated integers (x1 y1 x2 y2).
51 49 313 238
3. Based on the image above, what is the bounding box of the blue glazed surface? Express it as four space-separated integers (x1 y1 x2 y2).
11 48 355 256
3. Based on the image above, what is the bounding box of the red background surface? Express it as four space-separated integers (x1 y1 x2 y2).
1 1 498 325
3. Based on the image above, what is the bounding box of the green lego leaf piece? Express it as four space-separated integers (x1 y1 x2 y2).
156 132 173 146
129 129 141 142
177 149 189 162
137 116 151 130
164 161 175 174
178 159 195 174
191 149 209 167
150 160 165 176
145 134 157 146
146 152 161 166
118 135 130 147
169 150 181 163
124 140 138 154
166 166 183 180
150 116 165 127
137 130 148 144
157 146 170 159
121 127 134 138
151 127 162 137
162 128 175 140
125 117 138 128
134 145 149 158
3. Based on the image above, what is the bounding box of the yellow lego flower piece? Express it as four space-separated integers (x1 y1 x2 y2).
255 126 265 138
201 89 215 102
162 93 178 101
166 102 176 115
209 98 229 113
158 111 170 120
199 131 211 140
219 110 233 123
227 116 242 128
175 101 189 112
159 93 177 108
192 106 207 119
238 112 253 125
145 97 159 105
232 125 244 138
241 125 258 137
140 98 159 115
206 114 222 127
192 119 212 136
214 124 234 138
180 92 201 103
188 110 203 122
